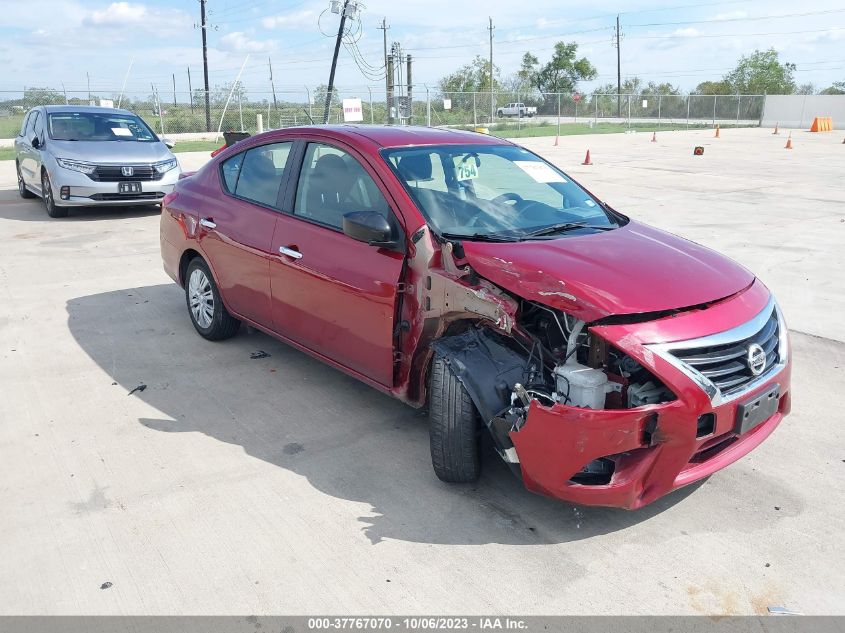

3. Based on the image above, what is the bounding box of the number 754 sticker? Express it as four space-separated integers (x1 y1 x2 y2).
456 161 479 181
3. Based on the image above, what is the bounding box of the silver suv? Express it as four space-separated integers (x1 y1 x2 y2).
15 105 181 217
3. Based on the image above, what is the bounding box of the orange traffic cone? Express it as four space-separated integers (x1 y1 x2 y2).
651 131 657 142
785 132 793 150
715 124 721 138
773 122 779 135
582 149 592 165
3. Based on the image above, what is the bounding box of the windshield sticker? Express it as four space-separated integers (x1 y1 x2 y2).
111 127 134 137
456 161 479 181
584 199 596 207
514 161 566 183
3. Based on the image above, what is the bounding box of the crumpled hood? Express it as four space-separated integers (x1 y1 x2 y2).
49 140 173 164
461 221 754 322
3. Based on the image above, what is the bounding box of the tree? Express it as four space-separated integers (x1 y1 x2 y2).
795 83 816 95
724 49 796 94
535 42 596 94
819 80 845 95
693 80 732 95
24 87 65 106
641 81 681 96
437 55 500 94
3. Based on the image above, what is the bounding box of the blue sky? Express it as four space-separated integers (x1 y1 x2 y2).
1 0 844 99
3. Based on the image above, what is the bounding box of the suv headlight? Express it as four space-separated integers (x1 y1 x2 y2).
154 158 178 174
56 158 97 174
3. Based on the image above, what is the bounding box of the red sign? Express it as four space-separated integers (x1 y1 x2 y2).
572 93 582 103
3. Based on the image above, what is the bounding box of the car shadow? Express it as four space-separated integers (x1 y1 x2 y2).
67 283 707 546
0 188 161 222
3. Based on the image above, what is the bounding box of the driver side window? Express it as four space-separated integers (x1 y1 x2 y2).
293 143 390 230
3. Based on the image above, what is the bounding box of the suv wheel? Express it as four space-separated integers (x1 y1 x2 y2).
41 171 68 218
17 162 35 199
185 258 240 340
428 355 481 483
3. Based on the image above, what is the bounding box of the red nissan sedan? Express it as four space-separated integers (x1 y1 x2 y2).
160 125 791 509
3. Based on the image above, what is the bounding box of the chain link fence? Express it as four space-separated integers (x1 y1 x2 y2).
0 88 766 141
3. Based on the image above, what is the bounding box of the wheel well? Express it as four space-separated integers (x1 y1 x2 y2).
178 249 203 287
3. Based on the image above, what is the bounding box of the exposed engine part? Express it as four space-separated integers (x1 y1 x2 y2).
517 299 677 410
627 381 674 408
554 361 616 409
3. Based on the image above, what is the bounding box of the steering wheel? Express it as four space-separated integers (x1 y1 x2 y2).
492 192 524 206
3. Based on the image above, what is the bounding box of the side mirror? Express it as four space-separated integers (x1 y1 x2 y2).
162 138 175 149
343 211 398 249
31 136 41 149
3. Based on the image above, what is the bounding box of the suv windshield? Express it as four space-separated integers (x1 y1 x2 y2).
47 112 157 142
383 144 621 240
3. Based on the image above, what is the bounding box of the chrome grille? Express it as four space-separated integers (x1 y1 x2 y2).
88 165 161 182
669 308 780 396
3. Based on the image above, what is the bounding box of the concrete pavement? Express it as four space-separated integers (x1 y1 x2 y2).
0 128 843 615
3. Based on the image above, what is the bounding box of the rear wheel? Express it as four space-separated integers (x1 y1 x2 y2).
185 258 240 340
41 170 68 218
428 355 481 483
16 162 35 199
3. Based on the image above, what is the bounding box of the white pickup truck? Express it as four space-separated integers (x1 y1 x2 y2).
496 102 537 118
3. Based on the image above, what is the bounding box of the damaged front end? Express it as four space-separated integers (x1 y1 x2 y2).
427 274 790 509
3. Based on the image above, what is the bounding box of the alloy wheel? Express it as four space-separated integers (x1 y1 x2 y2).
188 268 214 328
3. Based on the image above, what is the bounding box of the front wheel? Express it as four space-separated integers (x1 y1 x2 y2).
428 355 481 483
17 162 35 199
185 258 240 340
41 170 68 218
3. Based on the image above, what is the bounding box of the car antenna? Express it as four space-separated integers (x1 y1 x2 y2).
303 108 315 125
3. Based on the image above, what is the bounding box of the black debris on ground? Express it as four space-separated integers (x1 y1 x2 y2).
100 582 112 590
250 351 271 360
127 384 147 396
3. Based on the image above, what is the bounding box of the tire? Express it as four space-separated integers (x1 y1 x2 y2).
16 162 35 199
429 355 481 483
41 170 68 218
184 257 240 340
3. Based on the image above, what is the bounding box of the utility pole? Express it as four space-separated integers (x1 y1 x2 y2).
387 53 395 125
199 0 211 131
268 57 278 111
489 17 494 124
407 54 413 125
187 66 194 112
323 0 350 124
87 72 91 105
378 17 389 124
172 73 177 107
614 14 622 119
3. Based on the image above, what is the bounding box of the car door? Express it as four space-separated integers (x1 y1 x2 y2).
197 141 294 328
17 110 39 186
269 139 405 387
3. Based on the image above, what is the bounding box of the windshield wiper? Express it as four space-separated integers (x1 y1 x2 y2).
439 231 521 243
521 222 615 238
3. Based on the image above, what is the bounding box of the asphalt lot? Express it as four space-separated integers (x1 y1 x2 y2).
0 127 843 615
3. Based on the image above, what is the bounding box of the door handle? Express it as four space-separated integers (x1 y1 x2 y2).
278 246 303 260
199 218 217 229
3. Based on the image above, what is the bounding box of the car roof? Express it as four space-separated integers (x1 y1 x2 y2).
41 105 137 116
266 124 514 149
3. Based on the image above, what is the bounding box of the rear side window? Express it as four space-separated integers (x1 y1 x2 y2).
220 152 244 193
224 142 293 208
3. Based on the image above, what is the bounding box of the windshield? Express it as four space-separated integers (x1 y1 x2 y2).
47 112 158 142
382 144 621 241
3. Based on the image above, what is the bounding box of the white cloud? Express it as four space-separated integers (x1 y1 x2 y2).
262 10 316 30
82 2 190 32
672 27 700 38
218 31 278 53
712 10 749 21
85 1 146 25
